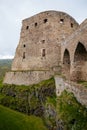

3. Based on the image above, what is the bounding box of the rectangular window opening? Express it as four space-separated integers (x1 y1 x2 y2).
35 22 37 27
42 49 46 57
44 19 48 23
60 19 64 23
26 26 29 30
71 23 73 28
23 52 25 59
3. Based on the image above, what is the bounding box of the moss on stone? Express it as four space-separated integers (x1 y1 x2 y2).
57 90 87 130
77 80 87 88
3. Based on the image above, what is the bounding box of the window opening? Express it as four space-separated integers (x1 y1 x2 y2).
26 26 29 30
60 19 64 23
23 52 25 59
42 49 46 57
23 44 26 47
71 23 73 28
35 22 37 27
42 40 45 43
44 19 48 23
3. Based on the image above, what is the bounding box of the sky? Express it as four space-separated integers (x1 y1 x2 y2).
0 0 87 59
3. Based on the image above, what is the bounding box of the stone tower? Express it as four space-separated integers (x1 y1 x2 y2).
4 11 79 85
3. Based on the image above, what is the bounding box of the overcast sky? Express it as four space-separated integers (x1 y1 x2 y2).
0 0 87 59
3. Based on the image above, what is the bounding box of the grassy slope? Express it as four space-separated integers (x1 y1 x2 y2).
77 80 87 88
1 59 87 130
0 105 47 130
57 90 87 130
0 59 48 130
0 59 12 80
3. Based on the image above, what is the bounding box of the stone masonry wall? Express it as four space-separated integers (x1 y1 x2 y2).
12 11 79 71
4 71 53 85
4 11 80 85
61 19 87 81
55 76 87 107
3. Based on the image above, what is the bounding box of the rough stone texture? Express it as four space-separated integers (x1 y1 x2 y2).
3 71 53 85
55 76 87 107
61 19 87 81
4 10 87 85
12 11 78 71
4 10 79 85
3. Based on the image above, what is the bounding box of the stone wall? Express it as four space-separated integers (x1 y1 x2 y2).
12 11 79 71
4 10 79 85
3 70 53 85
6 10 87 85
61 19 87 81
55 76 87 107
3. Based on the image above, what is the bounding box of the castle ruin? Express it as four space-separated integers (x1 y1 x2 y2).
4 11 87 85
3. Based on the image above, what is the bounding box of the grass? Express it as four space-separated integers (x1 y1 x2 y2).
3 77 54 88
0 59 12 79
77 80 87 88
57 90 87 130
0 104 48 130
0 79 3 88
46 96 56 108
0 77 55 116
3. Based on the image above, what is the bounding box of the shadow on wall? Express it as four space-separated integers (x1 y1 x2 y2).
62 42 87 81
62 49 70 80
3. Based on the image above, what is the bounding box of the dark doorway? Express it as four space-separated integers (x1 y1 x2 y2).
63 49 70 79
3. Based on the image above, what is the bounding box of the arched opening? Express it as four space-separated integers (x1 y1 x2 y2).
74 42 87 62
72 42 87 81
63 49 70 79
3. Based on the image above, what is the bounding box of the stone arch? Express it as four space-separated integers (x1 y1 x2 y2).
62 49 70 79
71 42 87 81
74 42 87 62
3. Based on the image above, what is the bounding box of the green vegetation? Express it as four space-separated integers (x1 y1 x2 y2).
46 96 56 108
0 105 47 130
77 80 87 88
0 77 55 130
0 77 55 115
1 59 87 130
0 59 12 79
57 90 87 130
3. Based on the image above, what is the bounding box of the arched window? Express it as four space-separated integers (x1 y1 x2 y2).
63 49 70 79
63 49 70 65
72 42 87 81
74 42 87 62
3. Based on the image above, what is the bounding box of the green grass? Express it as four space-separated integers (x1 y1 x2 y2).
0 59 12 79
57 90 87 130
0 77 55 116
46 96 56 108
77 80 87 88
0 105 47 130
0 79 3 88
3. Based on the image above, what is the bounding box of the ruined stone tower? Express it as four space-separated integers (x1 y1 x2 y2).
4 10 87 85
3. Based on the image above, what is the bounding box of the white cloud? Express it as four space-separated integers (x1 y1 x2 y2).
0 55 14 59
